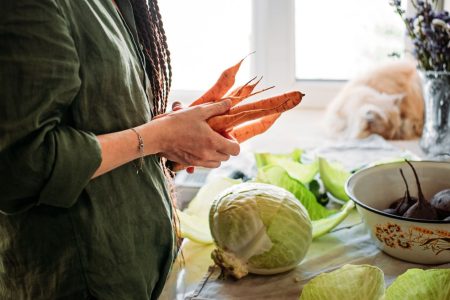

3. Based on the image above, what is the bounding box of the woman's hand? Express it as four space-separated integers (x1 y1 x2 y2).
145 100 240 169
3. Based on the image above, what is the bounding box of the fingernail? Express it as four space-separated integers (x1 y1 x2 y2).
172 101 182 110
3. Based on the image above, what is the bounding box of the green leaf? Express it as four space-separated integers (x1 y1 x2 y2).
319 157 351 202
184 177 241 219
255 150 318 184
300 265 450 299
255 148 303 167
178 210 213 244
386 269 450 300
311 200 355 239
300 264 385 300
255 149 303 168
179 177 240 244
256 165 335 220
275 158 318 184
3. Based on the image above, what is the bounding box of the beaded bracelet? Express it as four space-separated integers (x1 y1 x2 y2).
131 128 144 174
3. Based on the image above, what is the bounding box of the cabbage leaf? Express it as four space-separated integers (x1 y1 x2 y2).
179 177 240 244
256 165 336 220
311 200 355 239
318 157 351 202
300 265 450 300
386 269 450 300
300 264 385 300
255 150 318 184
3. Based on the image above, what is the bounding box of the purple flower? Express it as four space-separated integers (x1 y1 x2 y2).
390 0 450 71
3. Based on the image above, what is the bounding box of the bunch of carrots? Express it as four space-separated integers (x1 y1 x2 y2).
170 55 305 172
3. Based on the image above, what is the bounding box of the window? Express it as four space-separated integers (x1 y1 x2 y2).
159 0 425 108
159 0 252 102
295 0 405 80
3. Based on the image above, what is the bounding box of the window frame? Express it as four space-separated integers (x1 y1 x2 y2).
168 0 446 109
251 0 342 109
250 0 428 109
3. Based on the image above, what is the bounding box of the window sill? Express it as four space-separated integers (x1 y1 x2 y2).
240 107 424 158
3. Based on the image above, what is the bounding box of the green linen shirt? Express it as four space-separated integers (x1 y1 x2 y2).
0 0 175 299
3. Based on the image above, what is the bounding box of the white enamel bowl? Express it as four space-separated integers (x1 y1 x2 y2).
345 161 450 264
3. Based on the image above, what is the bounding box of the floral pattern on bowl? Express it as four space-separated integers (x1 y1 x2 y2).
345 161 450 264
375 223 450 255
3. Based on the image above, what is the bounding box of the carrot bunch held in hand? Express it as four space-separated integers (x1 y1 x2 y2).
190 55 304 142
172 54 305 172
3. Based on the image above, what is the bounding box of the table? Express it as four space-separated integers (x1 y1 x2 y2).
159 108 442 300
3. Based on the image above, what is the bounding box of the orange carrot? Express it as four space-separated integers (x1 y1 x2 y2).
208 91 303 132
225 85 275 107
190 55 249 106
229 91 304 115
227 76 259 98
230 113 281 143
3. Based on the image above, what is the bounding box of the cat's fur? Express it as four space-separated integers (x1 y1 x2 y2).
323 60 424 140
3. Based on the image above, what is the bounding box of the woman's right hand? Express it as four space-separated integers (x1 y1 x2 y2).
144 100 240 169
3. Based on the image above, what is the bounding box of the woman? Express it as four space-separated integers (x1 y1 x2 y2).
0 0 239 299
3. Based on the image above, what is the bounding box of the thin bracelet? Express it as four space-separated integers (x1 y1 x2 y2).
131 128 144 174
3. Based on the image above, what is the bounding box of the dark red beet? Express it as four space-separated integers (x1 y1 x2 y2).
396 169 417 215
430 189 450 219
384 207 401 216
384 195 404 216
385 169 418 216
388 197 403 209
402 161 438 220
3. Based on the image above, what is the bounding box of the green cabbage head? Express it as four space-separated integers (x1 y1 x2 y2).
209 182 312 279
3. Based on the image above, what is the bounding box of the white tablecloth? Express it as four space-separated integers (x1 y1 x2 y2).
160 109 447 299
161 211 449 300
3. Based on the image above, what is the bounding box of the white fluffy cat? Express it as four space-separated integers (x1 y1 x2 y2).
323 60 424 140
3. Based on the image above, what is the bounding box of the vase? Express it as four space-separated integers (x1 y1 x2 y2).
419 71 450 160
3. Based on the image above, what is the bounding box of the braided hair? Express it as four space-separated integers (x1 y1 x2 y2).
129 0 183 252
130 0 172 116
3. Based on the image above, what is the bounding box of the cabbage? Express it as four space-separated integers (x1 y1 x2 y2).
300 264 385 300
209 182 312 279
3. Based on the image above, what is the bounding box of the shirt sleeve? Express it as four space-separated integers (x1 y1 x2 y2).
0 0 102 214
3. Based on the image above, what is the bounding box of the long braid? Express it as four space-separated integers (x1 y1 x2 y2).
130 0 182 253
131 0 171 116
147 0 172 108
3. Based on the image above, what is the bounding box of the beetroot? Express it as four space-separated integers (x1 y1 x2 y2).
402 161 438 220
383 169 417 216
430 189 450 219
